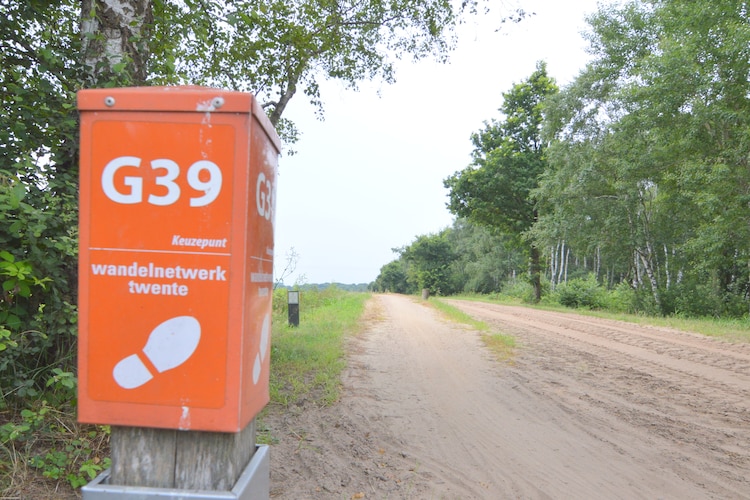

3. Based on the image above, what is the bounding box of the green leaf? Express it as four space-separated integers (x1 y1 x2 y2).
5 314 21 330
112 61 128 73
17 283 31 298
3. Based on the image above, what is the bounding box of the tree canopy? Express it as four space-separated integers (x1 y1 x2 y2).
0 0 516 400
162 0 462 126
533 0 750 314
378 0 749 318
78 0 509 132
444 62 558 301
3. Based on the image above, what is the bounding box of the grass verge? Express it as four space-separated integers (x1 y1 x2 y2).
257 288 370 444
269 289 370 407
431 298 516 362
451 293 750 343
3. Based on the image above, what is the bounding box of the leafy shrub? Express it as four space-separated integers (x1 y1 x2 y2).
553 274 605 309
600 281 637 314
1 396 110 493
668 278 727 318
499 279 538 303
0 251 56 403
0 167 79 403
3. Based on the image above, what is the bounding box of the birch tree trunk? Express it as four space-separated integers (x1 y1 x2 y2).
81 0 152 85
550 243 558 289
595 246 601 280
557 241 565 286
637 247 661 310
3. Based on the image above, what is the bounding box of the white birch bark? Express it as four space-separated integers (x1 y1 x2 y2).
80 0 151 84
637 246 661 309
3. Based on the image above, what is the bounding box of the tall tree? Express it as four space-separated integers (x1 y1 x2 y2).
447 218 523 294
372 259 412 294
396 231 458 295
536 0 750 315
444 62 558 301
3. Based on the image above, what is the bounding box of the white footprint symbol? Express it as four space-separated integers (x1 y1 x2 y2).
113 316 201 389
252 313 270 385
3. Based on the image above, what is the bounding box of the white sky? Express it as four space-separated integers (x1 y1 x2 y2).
275 0 602 285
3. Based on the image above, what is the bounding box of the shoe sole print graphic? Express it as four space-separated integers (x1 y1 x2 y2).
252 313 271 384
113 316 201 389
113 313 270 389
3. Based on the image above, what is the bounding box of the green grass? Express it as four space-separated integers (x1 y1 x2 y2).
450 293 750 343
267 288 370 408
596 312 750 343
431 298 516 361
257 288 370 445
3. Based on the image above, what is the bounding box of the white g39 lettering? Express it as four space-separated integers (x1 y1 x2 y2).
188 161 222 207
102 156 143 204
256 172 273 220
101 156 222 207
148 159 180 206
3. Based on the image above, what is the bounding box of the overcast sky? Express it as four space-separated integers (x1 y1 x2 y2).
274 0 602 286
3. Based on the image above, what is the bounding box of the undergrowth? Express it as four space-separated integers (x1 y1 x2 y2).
1 385 110 498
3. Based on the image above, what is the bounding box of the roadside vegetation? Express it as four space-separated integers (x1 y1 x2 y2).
373 0 750 323
266 287 370 408
258 287 369 443
430 299 516 362
0 379 110 498
450 283 750 344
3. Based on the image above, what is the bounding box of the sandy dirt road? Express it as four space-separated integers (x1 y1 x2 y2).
266 294 750 499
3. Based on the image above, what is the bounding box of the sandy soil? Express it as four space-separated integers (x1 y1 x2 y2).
265 294 750 499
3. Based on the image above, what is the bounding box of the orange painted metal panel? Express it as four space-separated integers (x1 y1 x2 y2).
77 87 279 431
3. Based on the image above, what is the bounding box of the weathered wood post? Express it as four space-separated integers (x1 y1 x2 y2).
76 87 280 497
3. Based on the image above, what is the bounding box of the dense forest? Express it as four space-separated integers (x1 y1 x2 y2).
373 0 750 319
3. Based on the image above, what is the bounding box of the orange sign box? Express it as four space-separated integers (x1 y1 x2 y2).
77 87 280 432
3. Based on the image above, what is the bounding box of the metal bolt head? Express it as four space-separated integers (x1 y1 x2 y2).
211 97 224 109
104 96 115 107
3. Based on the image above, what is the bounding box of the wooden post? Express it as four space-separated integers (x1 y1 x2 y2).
110 421 255 490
